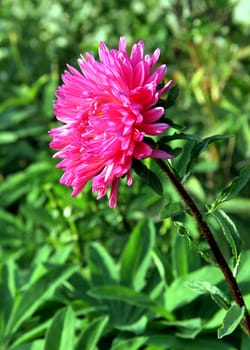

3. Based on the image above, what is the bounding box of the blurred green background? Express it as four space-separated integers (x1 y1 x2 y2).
1 0 250 348
1 0 250 259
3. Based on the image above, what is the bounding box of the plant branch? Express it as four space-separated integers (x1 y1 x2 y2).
156 159 250 335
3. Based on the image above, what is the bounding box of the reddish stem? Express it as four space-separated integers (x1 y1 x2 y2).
157 159 250 335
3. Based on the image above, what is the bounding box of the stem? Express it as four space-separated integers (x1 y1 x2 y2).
157 159 250 335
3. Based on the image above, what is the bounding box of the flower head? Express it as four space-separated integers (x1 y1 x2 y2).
49 37 172 207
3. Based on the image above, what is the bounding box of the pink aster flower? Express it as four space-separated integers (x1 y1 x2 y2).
49 37 173 208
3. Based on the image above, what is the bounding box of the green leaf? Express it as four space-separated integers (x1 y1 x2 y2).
0 261 16 342
85 242 118 286
0 162 51 207
241 333 250 350
160 202 185 219
237 250 250 286
0 75 49 113
165 265 223 311
64 272 95 305
5 264 78 335
185 281 230 310
88 285 173 321
214 164 250 208
0 107 37 131
163 84 179 109
160 132 198 143
86 244 145 330
10 340 44 350
171 139 197 179
0 132 18 144
110 336 148 350
9 320 51 348
185 134 232 175
238 114 250 158
220 197 250 214
114 315 148 333
132 159 163 195
44 307 75 350
204 309 227 330
0 259 17 300
173 221 214 265
49 243 75 264
147 334 238 350
212 209 241 272
161 118 185 131
172 234 189 277
218 304 245 338
74 316 108 350
0 282 12 340
162 318 202 339
42 73 59 118
120 219 155 291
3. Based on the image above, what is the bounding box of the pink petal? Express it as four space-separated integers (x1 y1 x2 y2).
49 37 173 208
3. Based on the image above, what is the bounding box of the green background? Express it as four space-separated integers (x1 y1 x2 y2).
1 0 250 349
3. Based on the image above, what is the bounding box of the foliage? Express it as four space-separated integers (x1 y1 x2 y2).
1 0 250 349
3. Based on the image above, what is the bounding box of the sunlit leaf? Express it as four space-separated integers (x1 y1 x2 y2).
85 242 118 286
44 307 75 350
185 281 230 310
147 334 237 350
0 132 18 144
110 336 148 350
74 316 108 350
217 304 245 338
171 139 197 179
165 265 223 311
212 209 241 272
10 339 44 350
162 318 202 339
160 202 185 219
213 164 250 209
185 134 232 175
0 162 52 207
120 219 155 291
5 264 78 335
173 221 214 265
88 285 174 320
9 320 50 349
